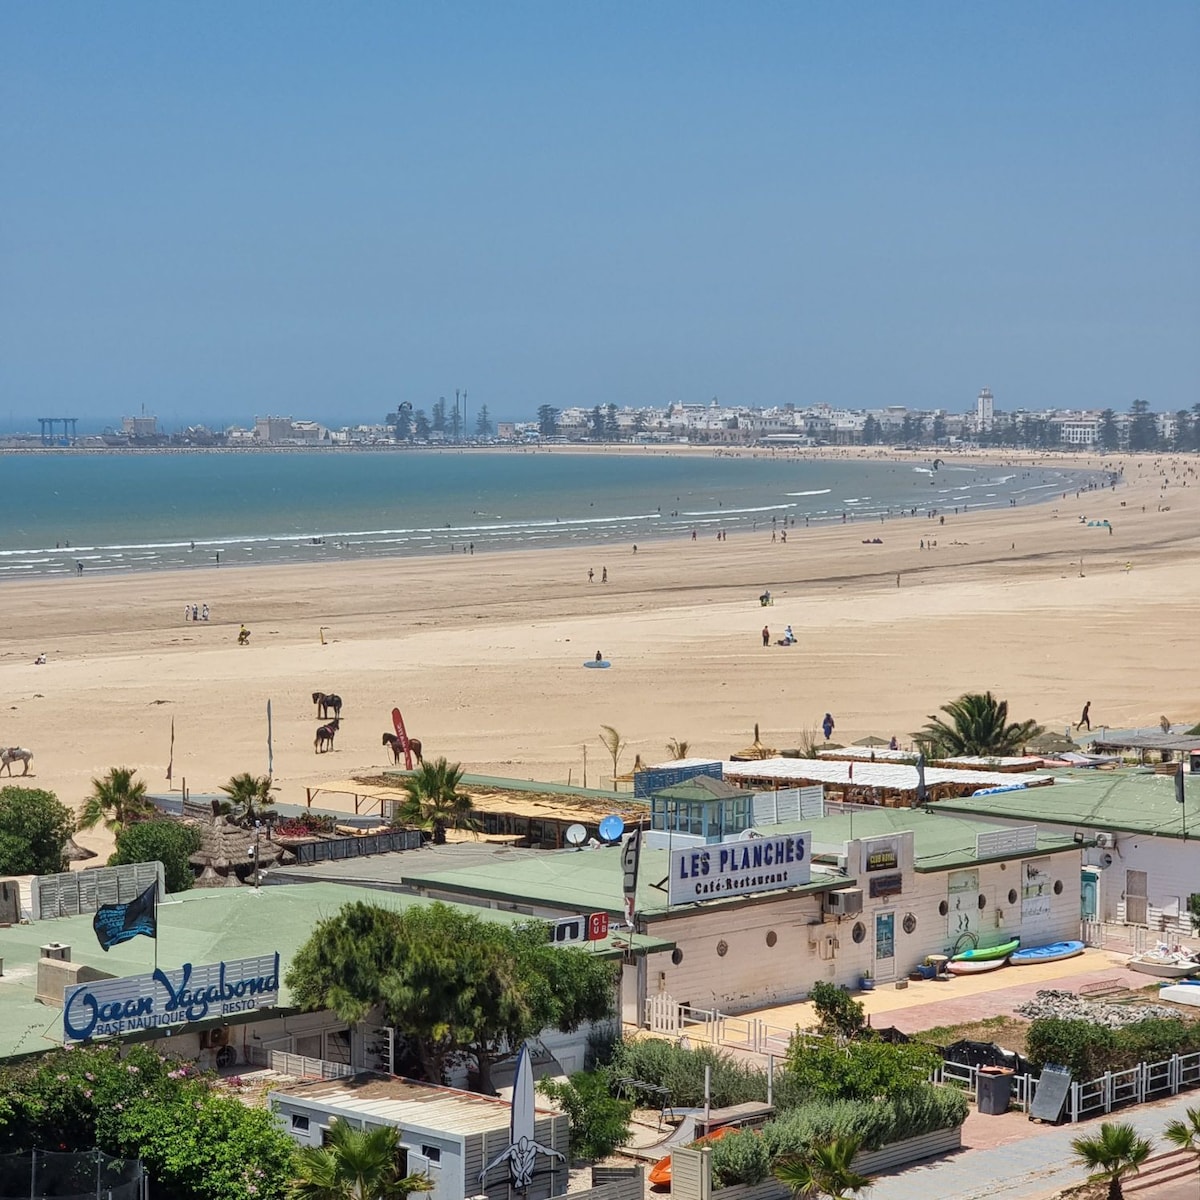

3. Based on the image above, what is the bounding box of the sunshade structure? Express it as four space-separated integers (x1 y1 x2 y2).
853 735 892 748
1025 731 1078 756
189 814 286 884
730 724 778 761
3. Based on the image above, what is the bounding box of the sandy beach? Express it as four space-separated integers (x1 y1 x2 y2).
3 450 1197 863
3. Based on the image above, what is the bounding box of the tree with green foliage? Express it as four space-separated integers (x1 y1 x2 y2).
290 1118 433 1200
808 981 866 1040
538 1071 633 1161
398 758 475 844
860 415 880 446
475 404 492 437
0 785 75 876
430 397 446 434
1173 410 1193 453
109 819 201 892
285 901 615 1092
78 766 152 833
1163 1105 1200 1178
1070 1121 1151 1199
773 1135 872 1199
784 1035 941 1104
537 405 560 438
412 409 431 440
604 403 620 441
219 772 276 827
589 406 605 440
915 691 1042 757
1100 408 1120 451
598 725 626 788
1127 399 1158 453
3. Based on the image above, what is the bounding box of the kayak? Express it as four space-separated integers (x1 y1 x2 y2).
1010 940 1085 965
649 1126 735 1187
946 957 1011 976
952 938 1020 963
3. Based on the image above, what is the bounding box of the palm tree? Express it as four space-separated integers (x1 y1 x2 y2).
599 725 626 787
1163 1105 1200 1176
773 1135 872 1199
219 772 276 827
665 737 690 760
1070 1121 1152 1199
290 1118 433 1200
78 766 152 832
399 757 475 845
915 691 1043 757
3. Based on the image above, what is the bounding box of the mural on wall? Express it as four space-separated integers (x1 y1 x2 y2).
1022 859 1052 921
946 869 980 939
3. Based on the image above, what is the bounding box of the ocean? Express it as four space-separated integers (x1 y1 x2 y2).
0 450 1104 578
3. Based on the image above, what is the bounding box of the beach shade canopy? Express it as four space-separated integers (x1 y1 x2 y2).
63 837 98 863
731 723 778 762
853 736 892 748
1025 731 1077 755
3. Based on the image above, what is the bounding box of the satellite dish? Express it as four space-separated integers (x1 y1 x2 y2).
565 823 587 848
598 815 625 843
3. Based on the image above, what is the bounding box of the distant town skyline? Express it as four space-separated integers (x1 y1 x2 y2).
3 4 1197 421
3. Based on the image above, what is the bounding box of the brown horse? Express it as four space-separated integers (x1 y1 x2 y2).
315 719 340 753
312 691 343 719
381 732 423 765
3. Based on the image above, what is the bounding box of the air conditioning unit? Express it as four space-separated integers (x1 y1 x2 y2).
1094 832 1116 850
825 888 863 917
201 1027 230 1050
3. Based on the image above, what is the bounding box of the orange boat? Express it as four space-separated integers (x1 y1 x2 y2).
648 1126 735 1188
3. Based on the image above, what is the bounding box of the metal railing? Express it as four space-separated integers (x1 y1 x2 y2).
1069 1050 1200 1121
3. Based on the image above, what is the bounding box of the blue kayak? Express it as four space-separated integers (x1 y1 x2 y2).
1010 940 1085 965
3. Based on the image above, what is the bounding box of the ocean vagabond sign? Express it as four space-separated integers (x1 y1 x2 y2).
668 833 810 905
63 953 280 1044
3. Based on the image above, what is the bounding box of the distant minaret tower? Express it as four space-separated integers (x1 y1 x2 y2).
976 387 994 431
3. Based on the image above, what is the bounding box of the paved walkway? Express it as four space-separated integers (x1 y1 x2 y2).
864 1089 1200 1200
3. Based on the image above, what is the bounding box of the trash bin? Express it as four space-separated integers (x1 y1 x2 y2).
977 1066 1014 1115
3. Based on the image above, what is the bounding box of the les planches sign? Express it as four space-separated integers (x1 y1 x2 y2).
63 953 280 1044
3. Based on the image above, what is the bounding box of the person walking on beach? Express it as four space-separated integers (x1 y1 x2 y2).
1076 701 1091 732
822 712 835 741
762 626 770 647
588 568 594 583
201 603 209 621
184 604 191 622
76 560 84 575
192 604 199 622
601 567 607 583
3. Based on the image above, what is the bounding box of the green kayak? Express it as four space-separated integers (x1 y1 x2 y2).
952 938 1021 963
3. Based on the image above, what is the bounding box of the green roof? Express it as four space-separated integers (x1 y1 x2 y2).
0 882 671 1063
936 770 1200 839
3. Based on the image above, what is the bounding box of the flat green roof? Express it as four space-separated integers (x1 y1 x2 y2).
402 806 1078 914
0 882 671 1063
936 770 1200 839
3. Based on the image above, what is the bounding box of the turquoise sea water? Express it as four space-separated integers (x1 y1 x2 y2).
1 451 1104 577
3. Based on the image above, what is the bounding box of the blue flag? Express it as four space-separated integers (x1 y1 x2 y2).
93 881 157 951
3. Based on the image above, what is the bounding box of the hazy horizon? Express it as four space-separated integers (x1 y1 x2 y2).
3 4 1197 423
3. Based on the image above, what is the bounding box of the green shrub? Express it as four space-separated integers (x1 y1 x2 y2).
538 1071 633 1161
784 1035 942 1103
808 981 866 1039
109 820 202 892
710 1127 772 1186
609 1037 767 1108
0 786 75 876
1028 1016 1200 1079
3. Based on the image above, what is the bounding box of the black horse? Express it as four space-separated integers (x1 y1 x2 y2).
312 691 343 720
382 732 423 765
315 718 340 753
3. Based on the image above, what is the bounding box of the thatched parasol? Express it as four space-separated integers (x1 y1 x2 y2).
731 723 777 762
853 735 891 748
1025 731 1077 755
63 837 97 863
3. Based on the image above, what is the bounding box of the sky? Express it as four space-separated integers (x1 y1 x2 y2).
2 3 1198 429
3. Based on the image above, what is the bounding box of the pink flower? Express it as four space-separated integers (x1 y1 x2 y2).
82 1089 93 1099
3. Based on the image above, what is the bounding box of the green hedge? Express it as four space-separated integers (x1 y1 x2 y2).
710 1088 969 1186
1027 1016 1200 1080
609 1038 768 1109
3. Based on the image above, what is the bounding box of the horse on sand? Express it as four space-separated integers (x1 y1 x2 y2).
0 747 33 776
312 692 343 720
315 719 340 753
382 733 423 765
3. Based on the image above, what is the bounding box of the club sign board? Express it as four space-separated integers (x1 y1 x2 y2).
63 953 280 1044
668 833 810 905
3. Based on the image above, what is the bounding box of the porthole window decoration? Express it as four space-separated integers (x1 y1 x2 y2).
938 900 949 916
851 921 866 944
716 939 729 957
1053 880 1064 895
978 894 988 910
1008 889 1018 905
902 913 916 935
765 930 778 948
671 948 683 966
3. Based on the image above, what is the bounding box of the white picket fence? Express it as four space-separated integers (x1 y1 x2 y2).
644 995 813 1057
248 1047 355 1080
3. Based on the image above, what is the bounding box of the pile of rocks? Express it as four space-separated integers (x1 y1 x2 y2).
1016 988 1181 1028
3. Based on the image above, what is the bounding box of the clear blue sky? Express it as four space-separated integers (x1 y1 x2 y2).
2 2 1197 428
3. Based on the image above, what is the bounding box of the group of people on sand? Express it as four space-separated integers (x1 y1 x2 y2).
184 603 210 622
587 567 608 583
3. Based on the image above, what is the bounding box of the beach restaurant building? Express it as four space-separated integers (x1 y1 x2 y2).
397 799 1082 1017
936 770 1200 940
0 875 662 1079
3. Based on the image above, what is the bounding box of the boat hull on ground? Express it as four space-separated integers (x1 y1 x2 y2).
1010 940 1085 965
1158 984 1200 1008
1128 957 1200 979
946 957 1011 975
952 938 1020 962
